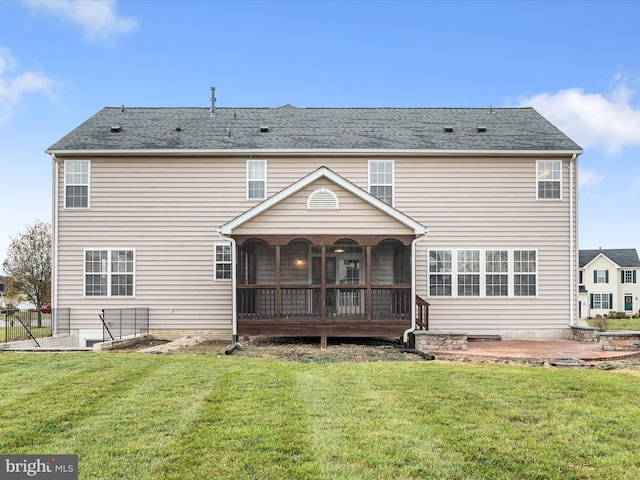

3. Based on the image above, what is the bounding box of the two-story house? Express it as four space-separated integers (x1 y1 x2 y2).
579 248 640 319
46 93 583 347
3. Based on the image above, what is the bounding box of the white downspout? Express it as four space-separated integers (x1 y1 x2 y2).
52 154 60 333
218 230 238 346
403 231 428 345
569 154 576 326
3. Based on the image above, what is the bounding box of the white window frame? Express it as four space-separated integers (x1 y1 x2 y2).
214 243 232 281
622 270 636 284
83 248 135 298
64 160 90 209
513 249 537 297
427 248 538 298
536 160 562 200
592 293 611 310
246 160 267 200
368 160 394 206
594 269 609 284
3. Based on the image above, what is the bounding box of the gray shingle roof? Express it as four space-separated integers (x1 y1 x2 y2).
47 106 582 152
579 249 640 268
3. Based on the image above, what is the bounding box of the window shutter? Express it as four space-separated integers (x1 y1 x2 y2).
590 294 594 309
605 270 609 283
594 271 597 283
634 270 637 283
621 271 625 283
609 294 613 308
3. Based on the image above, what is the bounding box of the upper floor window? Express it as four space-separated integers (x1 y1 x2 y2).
84 249 134 297
65 160 90 208
622 270 637 284
594 269 609 284
369 160 394 205
247 160 266 200
215 244 232 280
536 160 561 200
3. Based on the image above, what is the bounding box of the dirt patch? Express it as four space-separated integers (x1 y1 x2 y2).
114 335 640 370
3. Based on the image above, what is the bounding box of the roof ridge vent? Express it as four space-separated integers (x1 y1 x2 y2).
444 126 454 133
110 125 121 132
476 126 487 132
260 126 269 133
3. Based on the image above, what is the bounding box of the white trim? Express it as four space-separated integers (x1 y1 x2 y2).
220 166 428 235
64 159 91 209
46 148 584 157
83 248 136 298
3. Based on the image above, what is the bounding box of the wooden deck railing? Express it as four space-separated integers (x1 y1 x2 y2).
415 295 430 331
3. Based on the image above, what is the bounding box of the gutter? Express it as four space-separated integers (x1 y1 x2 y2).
45 148 584 159
403 230 429 345
218 229 239 354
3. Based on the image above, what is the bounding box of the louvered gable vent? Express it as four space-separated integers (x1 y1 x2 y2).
307 188 339 210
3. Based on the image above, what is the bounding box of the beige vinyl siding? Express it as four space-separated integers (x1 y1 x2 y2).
233 178 413 236
399 157 575 334
55 154 576 335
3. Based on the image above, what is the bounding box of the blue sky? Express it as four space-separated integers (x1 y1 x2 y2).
1 0 640 267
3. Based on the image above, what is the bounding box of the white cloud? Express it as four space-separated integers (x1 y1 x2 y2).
23 0 138 42
578 168 605 188
518 77 640 155
0 47 54 123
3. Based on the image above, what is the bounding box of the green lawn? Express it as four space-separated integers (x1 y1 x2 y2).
588 317 640 331
1 353 640 479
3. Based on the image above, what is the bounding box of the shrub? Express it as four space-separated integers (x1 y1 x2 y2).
592 314 608 331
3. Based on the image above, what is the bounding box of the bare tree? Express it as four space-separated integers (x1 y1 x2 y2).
2 220 52 326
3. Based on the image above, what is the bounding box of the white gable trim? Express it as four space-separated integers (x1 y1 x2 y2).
219 166 428 235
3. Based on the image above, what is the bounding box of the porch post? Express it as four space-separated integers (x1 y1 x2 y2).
321 246 326 321
366 245 372 320
275 245 281 321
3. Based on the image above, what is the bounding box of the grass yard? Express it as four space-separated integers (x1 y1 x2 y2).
1 352 640 479
0 326 52 342
588 317 640 331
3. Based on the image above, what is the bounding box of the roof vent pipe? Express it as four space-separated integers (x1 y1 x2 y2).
210 87 216 117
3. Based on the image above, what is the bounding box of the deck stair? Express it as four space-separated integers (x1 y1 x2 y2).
467 334 502 342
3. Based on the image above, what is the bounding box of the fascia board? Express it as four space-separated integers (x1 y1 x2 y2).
46 148 584 158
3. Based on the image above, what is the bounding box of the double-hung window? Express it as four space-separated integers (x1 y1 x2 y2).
591 293 611 310
65 160 90 208
428 249 537 297
536 160 561 199
369 160 394 205
514 250 537 296
428 250 452 296
622 270 636 284
84 249 134 297
594 269 609 284
457 250 480 296
247 160 266 200
215 244 232 280
486 250 508 296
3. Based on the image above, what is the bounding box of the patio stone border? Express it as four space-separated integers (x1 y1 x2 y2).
413 331 467 351
599 331 640 351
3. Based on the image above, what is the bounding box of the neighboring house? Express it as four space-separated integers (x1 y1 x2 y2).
46 94 583 346
578 248 640 319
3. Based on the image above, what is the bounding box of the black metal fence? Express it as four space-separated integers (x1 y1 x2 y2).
100 308 149 341
2 308 71 344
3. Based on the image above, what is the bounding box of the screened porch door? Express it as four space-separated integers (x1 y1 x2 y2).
310 248 364 317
